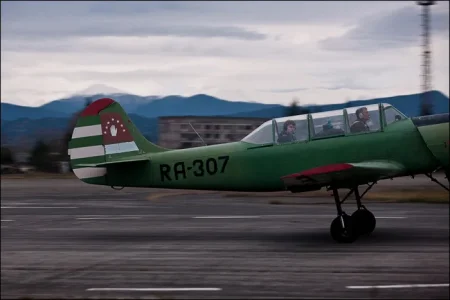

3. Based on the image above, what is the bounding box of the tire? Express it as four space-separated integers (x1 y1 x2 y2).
351 209 376 235
330 215 358 243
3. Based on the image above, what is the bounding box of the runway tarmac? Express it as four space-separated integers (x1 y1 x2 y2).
1 179 449 299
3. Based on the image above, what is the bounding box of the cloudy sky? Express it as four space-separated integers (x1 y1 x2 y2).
1 1 449 107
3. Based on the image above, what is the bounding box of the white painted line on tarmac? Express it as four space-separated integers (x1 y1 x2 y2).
192 215 407 219
193 216 261 219
1 220 14 222
1 206 78 209
347 283 449 289
87 287 222 292
77 217 142 220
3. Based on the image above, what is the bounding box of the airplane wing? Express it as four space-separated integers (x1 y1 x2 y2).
281 160 406 192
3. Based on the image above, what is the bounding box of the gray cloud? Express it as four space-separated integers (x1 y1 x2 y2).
260 88 310 93
0 1 412 26
28 69 192 82
2 23 266 41
1 1 449 106
319 5 449 51
1 1 413 44
0 36 263 59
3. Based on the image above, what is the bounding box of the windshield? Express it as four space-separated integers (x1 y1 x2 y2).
383 103 407 125
241 120 273 144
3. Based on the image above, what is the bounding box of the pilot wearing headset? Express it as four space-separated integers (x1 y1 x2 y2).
277 120 297 143
350 107 371 133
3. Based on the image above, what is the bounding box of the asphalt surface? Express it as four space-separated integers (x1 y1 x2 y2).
1 178 449 299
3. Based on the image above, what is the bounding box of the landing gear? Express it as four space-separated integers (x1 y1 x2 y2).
425 172 450 192
351 188 376 236
330 188 357 243
329 183 377 243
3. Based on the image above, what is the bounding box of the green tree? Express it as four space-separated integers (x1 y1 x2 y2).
29 140 52 172
1 147 14 165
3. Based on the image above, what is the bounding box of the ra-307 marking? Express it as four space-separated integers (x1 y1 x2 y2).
160 156 230 181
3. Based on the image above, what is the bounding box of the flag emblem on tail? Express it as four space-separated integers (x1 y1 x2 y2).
100 112 139 155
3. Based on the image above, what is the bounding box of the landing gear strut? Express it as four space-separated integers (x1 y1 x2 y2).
425 172 450 192
329 183 377 243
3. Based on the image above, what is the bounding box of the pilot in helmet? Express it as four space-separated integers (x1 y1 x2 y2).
277 120 297 143
350 107 371 133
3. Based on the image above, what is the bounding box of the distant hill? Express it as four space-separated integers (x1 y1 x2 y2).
39 93 161 116
1 103 71 121
133 94 282 118
229 90 449 118
1 89 448 150
2 90 448 122
1 93 280 120
1 114 159 150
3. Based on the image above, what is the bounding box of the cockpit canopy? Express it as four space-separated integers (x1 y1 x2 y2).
241 103 406 145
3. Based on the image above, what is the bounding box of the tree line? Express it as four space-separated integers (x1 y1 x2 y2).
1 98 93 173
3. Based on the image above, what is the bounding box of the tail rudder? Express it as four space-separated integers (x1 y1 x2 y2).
68 98 167 184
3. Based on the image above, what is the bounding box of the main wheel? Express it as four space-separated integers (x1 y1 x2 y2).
351 208 376 235
330 214 357 243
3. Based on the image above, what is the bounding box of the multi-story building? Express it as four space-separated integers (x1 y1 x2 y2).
158 116 269 149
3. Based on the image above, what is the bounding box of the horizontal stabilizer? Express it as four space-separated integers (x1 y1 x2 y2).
76 156 149 167
281 160 406 191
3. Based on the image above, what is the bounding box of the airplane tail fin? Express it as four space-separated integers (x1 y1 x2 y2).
68 98 168 185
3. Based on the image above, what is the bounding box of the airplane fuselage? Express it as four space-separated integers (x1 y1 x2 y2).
113 116 448 191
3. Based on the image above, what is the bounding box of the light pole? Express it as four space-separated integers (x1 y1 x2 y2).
416 1 435 115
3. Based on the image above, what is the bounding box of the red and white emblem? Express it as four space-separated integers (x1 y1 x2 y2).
100 113 134 145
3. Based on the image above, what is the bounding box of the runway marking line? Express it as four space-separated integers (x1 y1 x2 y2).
1 220 14 222
346 283 449 289
1 206 78 209
146 190 216 201
193 216 261 219
193 215 407 219
77 217 142 220
87 287 222 292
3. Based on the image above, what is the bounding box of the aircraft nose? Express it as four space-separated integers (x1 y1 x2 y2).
412 113 450 170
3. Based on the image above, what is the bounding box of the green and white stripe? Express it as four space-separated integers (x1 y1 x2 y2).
73 167 107 179
72 124 103 139
69 115 140 181
69 116 107 181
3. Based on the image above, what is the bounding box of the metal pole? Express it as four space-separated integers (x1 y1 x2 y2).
417 1 435 115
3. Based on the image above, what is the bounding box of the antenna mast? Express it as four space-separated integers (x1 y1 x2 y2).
416 0 435 115
188 122 207 146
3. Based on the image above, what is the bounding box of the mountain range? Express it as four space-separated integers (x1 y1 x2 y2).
1 88 449 151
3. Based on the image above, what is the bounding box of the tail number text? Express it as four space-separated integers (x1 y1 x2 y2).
160 156 229 181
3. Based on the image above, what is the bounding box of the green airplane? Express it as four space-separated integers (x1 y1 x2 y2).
68 98 449 243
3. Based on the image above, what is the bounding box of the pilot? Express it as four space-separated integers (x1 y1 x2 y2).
277 120 297 143
350 107 371 133
316 120 344 137
323 120 333 132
